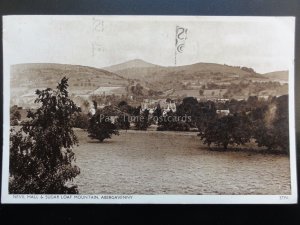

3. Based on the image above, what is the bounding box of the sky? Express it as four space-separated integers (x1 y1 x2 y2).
3 16 295 73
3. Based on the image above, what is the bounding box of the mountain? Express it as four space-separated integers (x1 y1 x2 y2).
11 63 128 89
11 63 129 108
262 71 288 82
104 59 289 99
108 61 269 91
10 61 289 109
103 59 159 73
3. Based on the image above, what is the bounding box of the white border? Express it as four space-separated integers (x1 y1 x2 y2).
1 16 297 204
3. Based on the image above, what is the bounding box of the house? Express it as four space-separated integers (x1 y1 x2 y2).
216 109 230 116
141 99 177 113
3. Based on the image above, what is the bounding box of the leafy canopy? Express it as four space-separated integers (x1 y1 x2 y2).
10 77 81 194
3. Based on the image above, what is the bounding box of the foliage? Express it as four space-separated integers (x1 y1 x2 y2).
72 112 89 129
199 114 252 150
196 101 217 132
152 104 162 125
157 111 190 131
115 115 130 130
88 111 119 142
118 101 135 115
176 97 201 127
130 83 144 96
9 77 81 194
134 108 150 130
10 105 21 126
252 95 289 152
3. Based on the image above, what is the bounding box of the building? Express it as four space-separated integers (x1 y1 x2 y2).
216 109 230 116
141 98 177 114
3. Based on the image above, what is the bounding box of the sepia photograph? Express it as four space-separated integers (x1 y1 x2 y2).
1 15 297 203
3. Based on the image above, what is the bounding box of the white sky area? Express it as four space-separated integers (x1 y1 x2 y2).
3 16 295 73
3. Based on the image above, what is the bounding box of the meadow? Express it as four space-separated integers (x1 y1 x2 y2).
73 129 291 195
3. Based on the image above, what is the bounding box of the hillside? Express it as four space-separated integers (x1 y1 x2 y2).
11 63 127 85
110 61 269 91
108 60 289 99
103 59 159 73
10 61 289 108
11 63 129 108
262 71 288 82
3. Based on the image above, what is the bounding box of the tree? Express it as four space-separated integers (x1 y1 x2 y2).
115 101 132 130
10 105 21 126
252 95 289 152
199 114 252 150
157 110 190 131
196 101 217 132
273 95 289 151
9 77 81 194
134 108 150 130
118 100 128 108
115 115 130 130
72 112 89 129
87 107 119 142
177 97 201 127
130 83 144 96
152 104 162 124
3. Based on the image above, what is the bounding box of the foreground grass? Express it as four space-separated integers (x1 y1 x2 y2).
73 129 291 195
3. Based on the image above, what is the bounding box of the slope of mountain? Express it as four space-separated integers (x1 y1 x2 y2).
103 59 159 73
11 63 128 89
262 71 288 82
10 61 289 109
11 63 129 107
110 61 268 91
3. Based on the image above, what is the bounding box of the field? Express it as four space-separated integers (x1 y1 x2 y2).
73 129 291 195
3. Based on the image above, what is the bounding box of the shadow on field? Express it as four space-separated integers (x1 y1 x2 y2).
206 146 288 156
86 140 116 144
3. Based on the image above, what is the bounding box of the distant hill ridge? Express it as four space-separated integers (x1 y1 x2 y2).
10 61 288 105
262 71 288 81
11 63 126 80
10 63 130 104
103 60 269 90
103 59 160 73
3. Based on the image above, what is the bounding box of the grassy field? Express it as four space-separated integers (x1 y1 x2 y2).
73 129 291 195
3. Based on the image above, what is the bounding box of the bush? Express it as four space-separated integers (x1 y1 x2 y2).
88 112 119 142
72 112 89 129
9 77 81 194
157 120 190 131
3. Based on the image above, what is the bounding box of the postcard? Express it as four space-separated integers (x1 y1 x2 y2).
1 15 297 203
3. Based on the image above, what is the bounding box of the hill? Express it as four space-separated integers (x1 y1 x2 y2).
262 71 288 82
103 59 159 73
11 63 129 108
10 61 289 108
109 61 269 91
106 60 289 99
11 63 128 87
